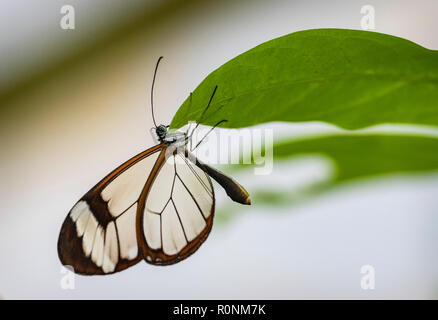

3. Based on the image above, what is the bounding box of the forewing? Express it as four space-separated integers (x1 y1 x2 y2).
58 144 163 275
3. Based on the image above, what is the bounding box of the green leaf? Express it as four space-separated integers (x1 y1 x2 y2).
170 29 438 130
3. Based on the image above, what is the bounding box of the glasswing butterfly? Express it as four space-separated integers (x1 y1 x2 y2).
57 57 250 275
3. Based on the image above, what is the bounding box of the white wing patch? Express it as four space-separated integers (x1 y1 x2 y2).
143 208 161 250
115 203 138 260
91 226 105 267
142 153 214 257
71 201 92 236
162 201 187 255
172 178 206 242
101 152 159 217
146 155 174 213
82 213 98 256
70 197 141 273
103 221 118 273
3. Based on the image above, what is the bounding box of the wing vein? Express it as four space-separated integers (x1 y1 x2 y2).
118 201 138 218
178 154 213 198
176 173 208 221
171 199 189 244
113 220 122 261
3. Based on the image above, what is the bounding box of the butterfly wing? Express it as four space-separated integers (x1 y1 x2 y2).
137 146 215 265
58 144 163 275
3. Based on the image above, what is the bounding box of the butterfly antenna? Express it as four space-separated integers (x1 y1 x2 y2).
188 85 218 140
191 119 228 151
150 56 163 128
198 85 218 124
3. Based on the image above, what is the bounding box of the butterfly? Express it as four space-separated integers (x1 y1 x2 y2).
57 57 251 275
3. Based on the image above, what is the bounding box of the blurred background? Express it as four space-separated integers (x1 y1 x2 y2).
1 0 438 299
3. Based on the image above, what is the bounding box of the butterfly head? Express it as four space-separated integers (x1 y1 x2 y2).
155 125 169 141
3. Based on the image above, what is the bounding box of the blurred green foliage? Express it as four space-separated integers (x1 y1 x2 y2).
273 134 438 182
215 134 438 220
